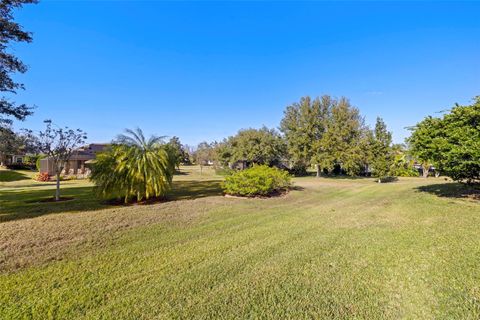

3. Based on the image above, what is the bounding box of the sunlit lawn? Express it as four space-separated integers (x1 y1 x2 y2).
0 167 479 319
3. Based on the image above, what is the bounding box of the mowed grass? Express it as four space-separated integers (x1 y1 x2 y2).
1 167 479 319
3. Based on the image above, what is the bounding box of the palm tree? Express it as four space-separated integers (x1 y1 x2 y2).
91 128 175 203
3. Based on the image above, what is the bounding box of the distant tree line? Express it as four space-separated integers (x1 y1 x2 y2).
198 95 397 181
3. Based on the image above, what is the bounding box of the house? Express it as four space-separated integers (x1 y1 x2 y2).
4 154 26 165
39 143 108 176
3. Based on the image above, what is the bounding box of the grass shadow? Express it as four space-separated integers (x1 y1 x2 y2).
0 170 30 182
169 180 223 201
415 183 480 200
319 175 370 180
0 185 106 223
1 179 226 223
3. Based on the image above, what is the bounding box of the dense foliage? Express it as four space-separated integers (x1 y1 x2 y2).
280 96 328 176
217 127 286 167
0 0 37 127
408 97 480 183
281 95 373 176
165 136 189 169
389 144 418 177
223 165 292 197
91 128 175 203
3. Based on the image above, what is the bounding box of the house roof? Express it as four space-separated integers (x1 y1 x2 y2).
41 143 110 161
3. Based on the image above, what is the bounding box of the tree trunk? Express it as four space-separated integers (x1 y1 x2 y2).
55 172 61 201
316 164 321 178
422 164 429 178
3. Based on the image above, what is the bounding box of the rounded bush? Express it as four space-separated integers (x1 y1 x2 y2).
223 165 292 197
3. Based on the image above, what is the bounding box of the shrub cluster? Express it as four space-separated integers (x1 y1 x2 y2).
223 165 292 197
6 163 32 170
377 176 399 183
34 172 50 182
392 167 419 177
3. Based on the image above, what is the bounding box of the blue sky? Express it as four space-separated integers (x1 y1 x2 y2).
11 1 480 146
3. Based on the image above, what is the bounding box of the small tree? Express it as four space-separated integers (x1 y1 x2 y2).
371 117 394 181
35 120 86 201
195 141 214 174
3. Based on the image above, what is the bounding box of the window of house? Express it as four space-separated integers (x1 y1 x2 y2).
16 157 23 163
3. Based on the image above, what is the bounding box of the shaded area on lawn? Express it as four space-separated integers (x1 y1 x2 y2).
0 170 31 182
0 186 105 223
0 179 224 223
416 183 480 200
169 180 223 201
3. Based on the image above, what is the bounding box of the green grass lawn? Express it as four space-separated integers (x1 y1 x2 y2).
0 167 479 319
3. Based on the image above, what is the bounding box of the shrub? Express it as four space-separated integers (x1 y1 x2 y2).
393 167 419 177
376 176 399 183
223 165 292 197
6 163 31 170
34 172 50 182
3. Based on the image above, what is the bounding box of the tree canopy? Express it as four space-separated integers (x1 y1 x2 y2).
280 96 328 174
0 0 37 127
218 126 286 167
281 95 371 176
408 96 480 183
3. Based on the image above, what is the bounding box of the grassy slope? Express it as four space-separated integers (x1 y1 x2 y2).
0 167 479 319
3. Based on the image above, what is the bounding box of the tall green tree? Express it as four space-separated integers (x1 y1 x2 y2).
221 126 286 167
91 128 175 203
315 98 369 176
370 117 394 180
1 0 37 127
409 97 480 183
280 96 330 177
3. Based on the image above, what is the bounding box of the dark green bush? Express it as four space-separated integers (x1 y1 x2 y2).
377 176 399 183
223 165 292 197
